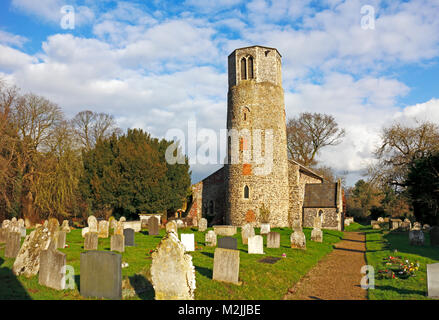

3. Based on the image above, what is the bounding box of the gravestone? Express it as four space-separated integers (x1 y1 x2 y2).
212 248 240 284
205 230 217 247
12 225 52 277
427 263 439 298
390 219 402 231
412 222 422 231
2 219 10 230
81 227 89 238
87 215 98 233
84 232 98 250
114 221 124 236
9 218 20 233
80 251 122 300
241 223 255 245
111 234 125 252
267 232 280 248
198 218 208 232
61 220 70 233
213 225 237 236
150 231 196 300
47 218 60 236
0 228 6 243
175 219 185 228
20 227 26 238
57 230 66 249
123 228 135 246
5 231 21 258
430 226 439 246
260 223 270 235
119 216 126 223
180 233 195 252
98 220 109 238
409 230 424 246
39 249 66 290
109 217 116 229
166 220 178 234
218 236 237 250
401 221 411 231
148 216 159 236
248 235 264 254
290 230 306 250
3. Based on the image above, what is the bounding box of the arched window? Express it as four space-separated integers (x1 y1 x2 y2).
248 56 254 79
243 107 250 122
241 58 247 80
244 185 249 199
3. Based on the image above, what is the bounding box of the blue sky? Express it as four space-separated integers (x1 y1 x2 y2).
0 0 438 186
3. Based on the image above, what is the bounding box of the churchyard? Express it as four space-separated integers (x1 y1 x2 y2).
0 219 343 300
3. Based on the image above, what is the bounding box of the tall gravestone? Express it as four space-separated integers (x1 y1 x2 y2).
241 223 255 245
149 216 159 236
39 249 66 290
218 237 237 250
150 232 196 300
267 232 280 248
123 228 135 246
80 251 122 299
5 231 21 258
198 218 208 232
84 232 98 250
98 220 109 238
213 248 240 284
248 235 264 254
205 230 217 247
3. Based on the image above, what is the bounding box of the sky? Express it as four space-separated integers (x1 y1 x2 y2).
0 0 438 186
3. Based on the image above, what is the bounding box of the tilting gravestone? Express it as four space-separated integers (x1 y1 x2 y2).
409 230 424 246
80 251 122 300
427 263 439 298
267 232 280 248
84 232 98 250
198 218 208 232
98 220 109 238
150 231 196 300
57 230 66 249
181 233 195 252
166 220 178 234
111 234 125 252
148 216 159 236
213 248 240 284
218 237 237 250
123 228 135 246
430 227 439 247
39 248 66 290
87 215 98 233
205 230 217 247
248 235 264 254
12 225 52 277
5 231 21 258
241 223 255 245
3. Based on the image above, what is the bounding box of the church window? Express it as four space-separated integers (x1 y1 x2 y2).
244 185 249 199
248 56 254 79
241 58 247 80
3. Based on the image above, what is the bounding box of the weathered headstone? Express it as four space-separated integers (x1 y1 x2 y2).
409 230 424 246
212 248 240 284
39 249 66 290
180 233 195 252
148 216 159 236
12 225 52 277
87 215 98 233
390 219 402 231
84 232 98 250
80 251 122 300
57 230 66 249
290 230 306 250
123 228 135 246
0 228 6 243
114 220 124 236
430 226 439 247
248 235 264 254
198 218 208 232
111 234 125 252
260 223 270 235
218 236 237 250
5 231 21 258
166 220 178 234
205 230 217 247
81 227 89 238
311 228 323 242
48 218 60 235
267 232 280 248
213 225 237 236
150 231 196 300
119 216 126 223
427 263 439 298
2 219 10 230
108 216 116 229
9 218 20 233
241 223 255 245
61 220 70 233
98 220 109 238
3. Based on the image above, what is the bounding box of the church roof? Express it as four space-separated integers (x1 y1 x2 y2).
228 45 282 57
288 159 324 181
303 183 338 208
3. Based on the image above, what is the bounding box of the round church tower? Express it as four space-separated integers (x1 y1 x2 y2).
225 46 290 227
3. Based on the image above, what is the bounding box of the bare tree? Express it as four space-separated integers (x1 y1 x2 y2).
287 112 345 166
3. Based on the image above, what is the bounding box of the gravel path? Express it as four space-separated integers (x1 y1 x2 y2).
284 231 368 300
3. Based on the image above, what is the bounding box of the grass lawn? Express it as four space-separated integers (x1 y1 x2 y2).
0 226 344 300
358 222 439 300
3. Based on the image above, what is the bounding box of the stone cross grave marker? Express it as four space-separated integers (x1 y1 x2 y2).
212 248 240 284
267 231 280 248
39 248 66 290
198 218 207 232
150 232 196 300
84 232 98 250
427 263 439 298
205 230 217 247
80 251 122 300
248 235 264 254
218 236 237 250
111 234 125 252
241 223 255 245
180 233 195 252
123 228 135 246
148 216 159 236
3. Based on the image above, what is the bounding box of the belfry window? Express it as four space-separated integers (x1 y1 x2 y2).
241 58 247 80
248 56 254 79
244 185 249 199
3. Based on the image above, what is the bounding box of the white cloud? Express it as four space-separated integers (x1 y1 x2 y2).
0 30 28 47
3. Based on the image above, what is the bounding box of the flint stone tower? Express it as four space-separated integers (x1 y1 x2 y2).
225 46 290 227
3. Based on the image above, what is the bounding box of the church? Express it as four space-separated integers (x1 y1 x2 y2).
186 46 344 231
